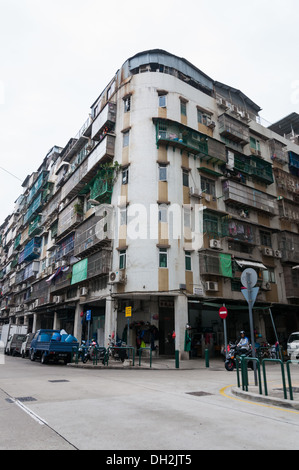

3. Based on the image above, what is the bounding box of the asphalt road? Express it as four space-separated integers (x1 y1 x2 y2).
1 355 299 451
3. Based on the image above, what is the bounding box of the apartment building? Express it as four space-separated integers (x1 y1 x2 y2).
1 49 299 358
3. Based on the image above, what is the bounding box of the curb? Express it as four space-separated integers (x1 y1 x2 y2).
232 386 299 410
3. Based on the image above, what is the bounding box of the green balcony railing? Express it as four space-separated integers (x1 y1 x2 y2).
154 119 208 156
234 154 273 184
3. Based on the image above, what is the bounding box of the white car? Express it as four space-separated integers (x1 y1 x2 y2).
287 332 299 359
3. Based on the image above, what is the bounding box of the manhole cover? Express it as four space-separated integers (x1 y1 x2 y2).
48 379 70 383
186 391 213 397
15 397 37 402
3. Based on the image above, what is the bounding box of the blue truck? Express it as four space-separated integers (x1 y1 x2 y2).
29 329 79 365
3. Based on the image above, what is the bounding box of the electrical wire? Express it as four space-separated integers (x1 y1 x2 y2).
0 166 22 182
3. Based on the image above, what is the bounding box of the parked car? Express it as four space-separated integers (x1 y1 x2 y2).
287 332 299 358
5 334 27 356
21 333 35 358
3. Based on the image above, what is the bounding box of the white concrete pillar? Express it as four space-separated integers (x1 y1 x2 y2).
104 296 117 348
174 294 189 360
73 302 83 342
53 311 59 330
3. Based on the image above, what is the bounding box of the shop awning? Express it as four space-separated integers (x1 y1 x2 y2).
235 260 267 270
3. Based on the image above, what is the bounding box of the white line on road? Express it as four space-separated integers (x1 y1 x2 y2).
14 399 48 426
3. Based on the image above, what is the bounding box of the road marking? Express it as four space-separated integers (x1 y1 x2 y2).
220 385 299 415
14 399 48 426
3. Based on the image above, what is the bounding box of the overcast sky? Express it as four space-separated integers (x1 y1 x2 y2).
0 0 298 225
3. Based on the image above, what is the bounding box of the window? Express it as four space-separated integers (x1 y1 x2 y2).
201 176 216 196
180 100 187 116
120 208 127 226
159 248 168 268
263 268 275 283
260 230 272 247
158 122 167 139
250 137 261 153
107 81 115 99
159 94 167 108
197 110 209 126
122 167 129 185
124 96 131 113
182 169 189 187
123 131 130 147
158 205 168 223
159 164 167 182
203 212 218 235
119 250 126 270
185 251 192 271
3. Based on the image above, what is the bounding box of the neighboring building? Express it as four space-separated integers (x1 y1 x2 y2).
1 49 299 358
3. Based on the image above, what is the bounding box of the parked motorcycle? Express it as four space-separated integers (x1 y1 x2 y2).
225 341 254 371
108 336 128 362
82 340 106 364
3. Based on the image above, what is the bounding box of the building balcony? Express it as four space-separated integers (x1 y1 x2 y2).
233 154 273 185
28 215 43 238
222 180 278 216
218 114 250 145
57 197 84 240
19 238 41 264
71 249 111 285
24 193 43 225
23 261 40 281
278 200 299 224
91 102 117 141
154 118 208 156
74 214 112 258
283 266 299 299
60 133 116 202
199 251 233 277
277 232 299 264
268 139 288 165
289 151 299 176
49 267 72 294
274 167 299 197
27 171 49 204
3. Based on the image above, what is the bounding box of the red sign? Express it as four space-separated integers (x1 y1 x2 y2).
219 306 228 319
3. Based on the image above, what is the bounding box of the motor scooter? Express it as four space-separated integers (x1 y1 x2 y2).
224 341 254 371
108 336 128 362
82 340 106 364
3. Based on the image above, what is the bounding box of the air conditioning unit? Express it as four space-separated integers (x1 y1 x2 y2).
262 282 271 291
189 187 202 198
33 299 39 308
109 271 125 284
54 296 62 303
263 247 273 257
206 119 216 129
210 239 221 249
205 281 219 292
274 250 282 258
80 287 88 297
217 98 229 109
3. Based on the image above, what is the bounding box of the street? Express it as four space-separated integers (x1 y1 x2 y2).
1 355 299 451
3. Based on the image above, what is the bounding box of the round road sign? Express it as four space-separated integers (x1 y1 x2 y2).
219 306 228 319
241 268 257 288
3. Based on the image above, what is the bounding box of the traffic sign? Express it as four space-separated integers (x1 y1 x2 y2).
125 306 132 317
86 310 91 321
219 306 228 319
241 287 259 307
241 268 257 288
